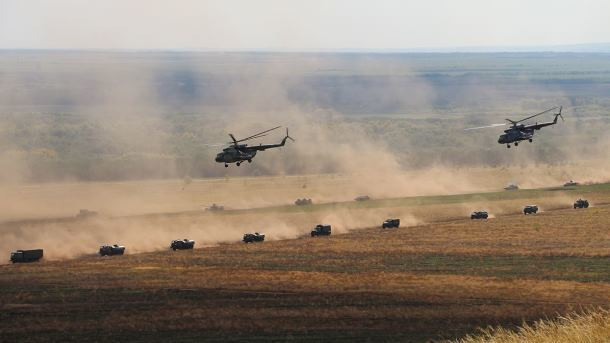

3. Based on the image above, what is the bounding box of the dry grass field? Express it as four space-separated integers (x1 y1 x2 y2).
457 309 610 343
0 180 608 342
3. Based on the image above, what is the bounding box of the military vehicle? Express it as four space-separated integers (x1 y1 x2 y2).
523 205 538 215
564 180 580 187
504 183 519 191
295 198 313 206
99 244 125 256
573 199 589 209
311 224 332 237
354 195 370 201
205 203 224 211
243 232 265 243
213 126 294 167
170 239 195 250
382 219 400 228
465 106 564 148
76 209 98 218
470 211 489 220
10 249 43 263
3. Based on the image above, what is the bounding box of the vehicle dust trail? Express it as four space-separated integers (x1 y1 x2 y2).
0 189 595 264
0 206 422 262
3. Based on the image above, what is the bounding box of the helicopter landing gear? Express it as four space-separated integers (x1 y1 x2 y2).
514 142 519 146
529 139 533 142
248 159 252 163
225 163 228 168
507 144 511 148
236 162 241 166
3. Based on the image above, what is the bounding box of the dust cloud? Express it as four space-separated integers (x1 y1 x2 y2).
0 206 423 262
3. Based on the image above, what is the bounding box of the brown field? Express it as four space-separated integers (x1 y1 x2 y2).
0 179 609 342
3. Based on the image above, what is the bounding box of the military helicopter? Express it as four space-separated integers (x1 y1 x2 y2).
466 106 563 148
213 126 294 167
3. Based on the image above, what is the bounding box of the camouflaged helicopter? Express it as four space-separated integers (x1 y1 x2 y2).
466 106 564 148
212 126 294 167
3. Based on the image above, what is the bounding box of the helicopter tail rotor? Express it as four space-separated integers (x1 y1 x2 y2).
285 128 295 142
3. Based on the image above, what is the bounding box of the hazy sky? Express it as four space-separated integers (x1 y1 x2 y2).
1 0 609 50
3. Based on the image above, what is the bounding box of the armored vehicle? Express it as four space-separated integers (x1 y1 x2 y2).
77 209 98 218
205 203 224 211
311 224 332 237
294 198 313 206
171 239 195 250
354 195 370 201
564 180 580 187
504 184 519 191
470 211 489 220
382 219 400 228
574 199 589 209
10 249 43 263
523 205 538 215
243 232 265 243
99 244 125 256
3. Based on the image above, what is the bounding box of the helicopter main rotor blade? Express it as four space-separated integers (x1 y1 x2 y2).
234 126 282 143
464 123 506 130
512 106 559 124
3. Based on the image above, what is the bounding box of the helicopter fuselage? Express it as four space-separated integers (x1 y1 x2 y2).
498 127 533 144
215 147 257 164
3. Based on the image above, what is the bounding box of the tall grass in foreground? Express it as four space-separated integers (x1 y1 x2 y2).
457 309 610 343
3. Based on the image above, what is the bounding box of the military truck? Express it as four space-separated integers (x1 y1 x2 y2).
311 224 332 237
382 219 400 228
10 249 43 263
574 199 589 209
294 198 313 206
243 232 265 243
504 184 519 191
205 203 224 211
354 195 371 201
564 180 580 187
170 239 195 250
523 205 538 215
470 211 489 220
77 209 98 218
99 244 125 256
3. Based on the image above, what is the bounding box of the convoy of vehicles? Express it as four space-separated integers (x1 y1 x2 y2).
171 239 195 250
10 249 43 263
470 211 489 220
523 205 538 215
311 224 332 237
504 184 519 191
382 219 400 229
99 244 125 256
205 204 225 211
574 199 589 209
354 195 371 201
294 198 313 205
243 232 265 243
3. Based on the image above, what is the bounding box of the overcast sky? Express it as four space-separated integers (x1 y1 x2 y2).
1 0 609 50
